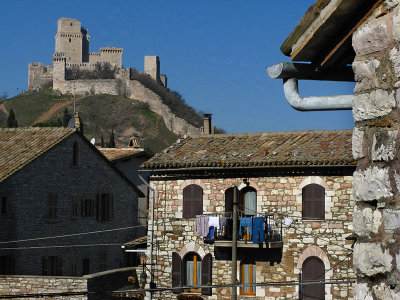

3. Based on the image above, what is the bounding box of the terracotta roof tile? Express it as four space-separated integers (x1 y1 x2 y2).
0 127 75 182
98 148 145 161
143 130 355 170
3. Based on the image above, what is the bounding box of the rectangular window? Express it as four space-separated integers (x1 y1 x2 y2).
71 197 79 218
48 193 58 221
241 263 256 295
81 198 94 217
97 194 113 221
82 258 90 275
0 256 15 275
42 256 62 276
1 197 7 216
99 251 107 272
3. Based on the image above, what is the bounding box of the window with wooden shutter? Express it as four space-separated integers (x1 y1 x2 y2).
183 185 203 219
201 253 212 295
240 261 256 295
240 187 257 216
172 252 182 293
71 196 79 218
48 193 58 221
302 184 325 220
42 256 49 275
225 188 234 214
0 256 15 275
97 194 113 221
83 258 90 275
42 256 61 275
183 253 202 293
302 256 325 300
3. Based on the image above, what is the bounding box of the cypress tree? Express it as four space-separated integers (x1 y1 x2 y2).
62 108 70 127
7 109 18 128
108 129 115 148
100 134 105 148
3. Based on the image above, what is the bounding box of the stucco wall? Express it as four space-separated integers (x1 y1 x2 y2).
148 175 354 300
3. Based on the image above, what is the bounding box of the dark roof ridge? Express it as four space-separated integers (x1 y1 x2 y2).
190 129 352 138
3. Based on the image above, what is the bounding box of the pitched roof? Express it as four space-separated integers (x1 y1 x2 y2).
0 127 75 182
98 147 150 162
143 130 355 170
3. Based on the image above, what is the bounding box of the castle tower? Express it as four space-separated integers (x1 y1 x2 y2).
144 56 160 82
55 18 89 64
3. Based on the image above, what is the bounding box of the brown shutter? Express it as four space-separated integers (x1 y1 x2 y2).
57 257 63 276
225 188 234 214
109 194 113 221
96 194 102 221
193 185 203 217
302 184 325 220
42 257 49 275
302 256 325 300
201 254 212 295
81 198 85 217
183 186 192 219
172 252 182 293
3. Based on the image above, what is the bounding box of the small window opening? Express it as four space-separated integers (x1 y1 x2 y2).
69 38 71 42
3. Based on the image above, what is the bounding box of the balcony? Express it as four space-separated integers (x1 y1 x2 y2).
199 214 283 249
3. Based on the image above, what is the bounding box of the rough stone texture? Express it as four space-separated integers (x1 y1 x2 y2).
372 130 398 161
383 209 400 233
354 283 373 300
352 89 396 121
353 243 393 277
0 133 141 276
148 175 354 299
353 206 382 237
353 167 393 202
372 282 400 300
352 127 365 160
0 267 137 300
0 275 87 299
353 60 380 93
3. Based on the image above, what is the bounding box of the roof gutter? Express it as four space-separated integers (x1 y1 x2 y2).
267 62 354 111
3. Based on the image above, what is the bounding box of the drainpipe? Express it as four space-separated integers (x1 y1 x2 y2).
139 174 154 300
283 78 353 111
267 62 354 111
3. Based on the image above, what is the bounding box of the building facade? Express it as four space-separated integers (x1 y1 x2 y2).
143 130 356 299
0 127 144 276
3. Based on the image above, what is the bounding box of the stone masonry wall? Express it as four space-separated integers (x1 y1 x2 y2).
148 175 354 300
0 275 87 299
351 1 400 299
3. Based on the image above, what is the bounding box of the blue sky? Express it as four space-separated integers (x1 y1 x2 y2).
0 1 355 133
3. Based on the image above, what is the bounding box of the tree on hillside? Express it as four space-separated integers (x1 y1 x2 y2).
108 129 115 148
100 134 105 148
7 109 18 128
62 108 71 127
0 92 7 102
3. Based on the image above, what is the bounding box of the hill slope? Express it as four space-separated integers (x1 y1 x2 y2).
0 89 178 153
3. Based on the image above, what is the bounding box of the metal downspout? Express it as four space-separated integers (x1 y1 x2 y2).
283 78 353 111
139 174 154 300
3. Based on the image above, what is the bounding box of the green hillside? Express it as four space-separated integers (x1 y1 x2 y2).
0 89 178 153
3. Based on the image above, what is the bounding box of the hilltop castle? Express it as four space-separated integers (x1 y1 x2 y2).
28 18 199 137
28 18 167 91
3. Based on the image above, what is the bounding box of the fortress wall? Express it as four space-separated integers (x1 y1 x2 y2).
28 63 53 90
55 78 200 136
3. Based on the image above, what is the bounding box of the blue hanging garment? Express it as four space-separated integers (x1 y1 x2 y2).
252 217 264 244
239 217 252 237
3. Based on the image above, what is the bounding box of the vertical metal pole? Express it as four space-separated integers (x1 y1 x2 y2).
231 186 238 300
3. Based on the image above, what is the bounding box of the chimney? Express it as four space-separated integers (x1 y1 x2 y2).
73 112 84 134
203 114 212 135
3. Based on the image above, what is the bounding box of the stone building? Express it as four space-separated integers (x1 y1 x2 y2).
268 0 400 298
0 127 144 276
142 129 355 299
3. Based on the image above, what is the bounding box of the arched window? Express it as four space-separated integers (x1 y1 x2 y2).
72 141 78 166
240 261 256 295
302 256 325 300
225 187 234 214
171 252 212 295
302 184 325 220
240 186 257 216
183 185 203 219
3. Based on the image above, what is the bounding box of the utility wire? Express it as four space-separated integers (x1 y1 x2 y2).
0 278 357 298
0 243 122 250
